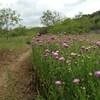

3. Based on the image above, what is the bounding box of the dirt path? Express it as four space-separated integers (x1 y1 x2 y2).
0 49 36 100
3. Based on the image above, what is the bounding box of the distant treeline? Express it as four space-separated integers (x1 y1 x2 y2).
0 26 41 37
1 10 100 37
48 11 100 34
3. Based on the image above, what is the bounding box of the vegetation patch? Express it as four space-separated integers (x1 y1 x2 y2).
32 34 100 100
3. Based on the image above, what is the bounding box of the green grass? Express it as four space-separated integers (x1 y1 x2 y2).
0 36 32 54
32 34 100 100
0 35 33 65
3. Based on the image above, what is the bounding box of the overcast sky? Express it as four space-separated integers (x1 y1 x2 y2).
0 0 100 27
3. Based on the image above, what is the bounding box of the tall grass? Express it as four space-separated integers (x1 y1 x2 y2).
32 34 100 100
0 36 32 54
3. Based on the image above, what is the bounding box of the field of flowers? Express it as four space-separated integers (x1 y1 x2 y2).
32 34 100 100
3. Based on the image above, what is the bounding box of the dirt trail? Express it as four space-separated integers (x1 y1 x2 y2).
0 49 36 100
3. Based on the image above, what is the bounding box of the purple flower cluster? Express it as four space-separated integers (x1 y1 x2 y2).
63 43 69 48
96 41 100 47
73 79 80 85
95 71 100 77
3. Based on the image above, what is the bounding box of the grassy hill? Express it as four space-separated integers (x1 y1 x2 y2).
48 10 100 34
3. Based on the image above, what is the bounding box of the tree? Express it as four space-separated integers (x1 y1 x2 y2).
40 10 62 27
75 12 83 19
0 8 21 39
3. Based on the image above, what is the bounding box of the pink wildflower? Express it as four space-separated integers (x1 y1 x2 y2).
45 49 50 53
95 71 100 77
96 41 100 46
63 43 69 48
73 79 80 85
59 57 65 62
55 80 62 86
52 52 59 57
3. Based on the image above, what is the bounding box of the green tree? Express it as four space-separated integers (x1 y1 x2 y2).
0 8 21 39
75 12 83 19
40 10 62 27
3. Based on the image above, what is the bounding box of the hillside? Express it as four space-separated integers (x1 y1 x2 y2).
48 10 100 34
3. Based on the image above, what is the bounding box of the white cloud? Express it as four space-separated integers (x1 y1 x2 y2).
36 0 84 11
0 0 16 4
0 0 100 27
0 0 17 8
64 0 100 17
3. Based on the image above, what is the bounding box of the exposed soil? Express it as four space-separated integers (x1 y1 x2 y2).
0 49 36 100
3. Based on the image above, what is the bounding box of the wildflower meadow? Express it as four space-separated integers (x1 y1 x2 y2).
32 34 100 100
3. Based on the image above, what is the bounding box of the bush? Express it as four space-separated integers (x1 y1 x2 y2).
10 26 27 37
0 29 7 37
48 11 100 34
39 27 48 35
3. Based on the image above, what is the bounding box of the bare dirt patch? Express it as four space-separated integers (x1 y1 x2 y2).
0 49 36 100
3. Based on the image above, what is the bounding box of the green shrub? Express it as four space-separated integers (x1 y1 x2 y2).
10 26 27 36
